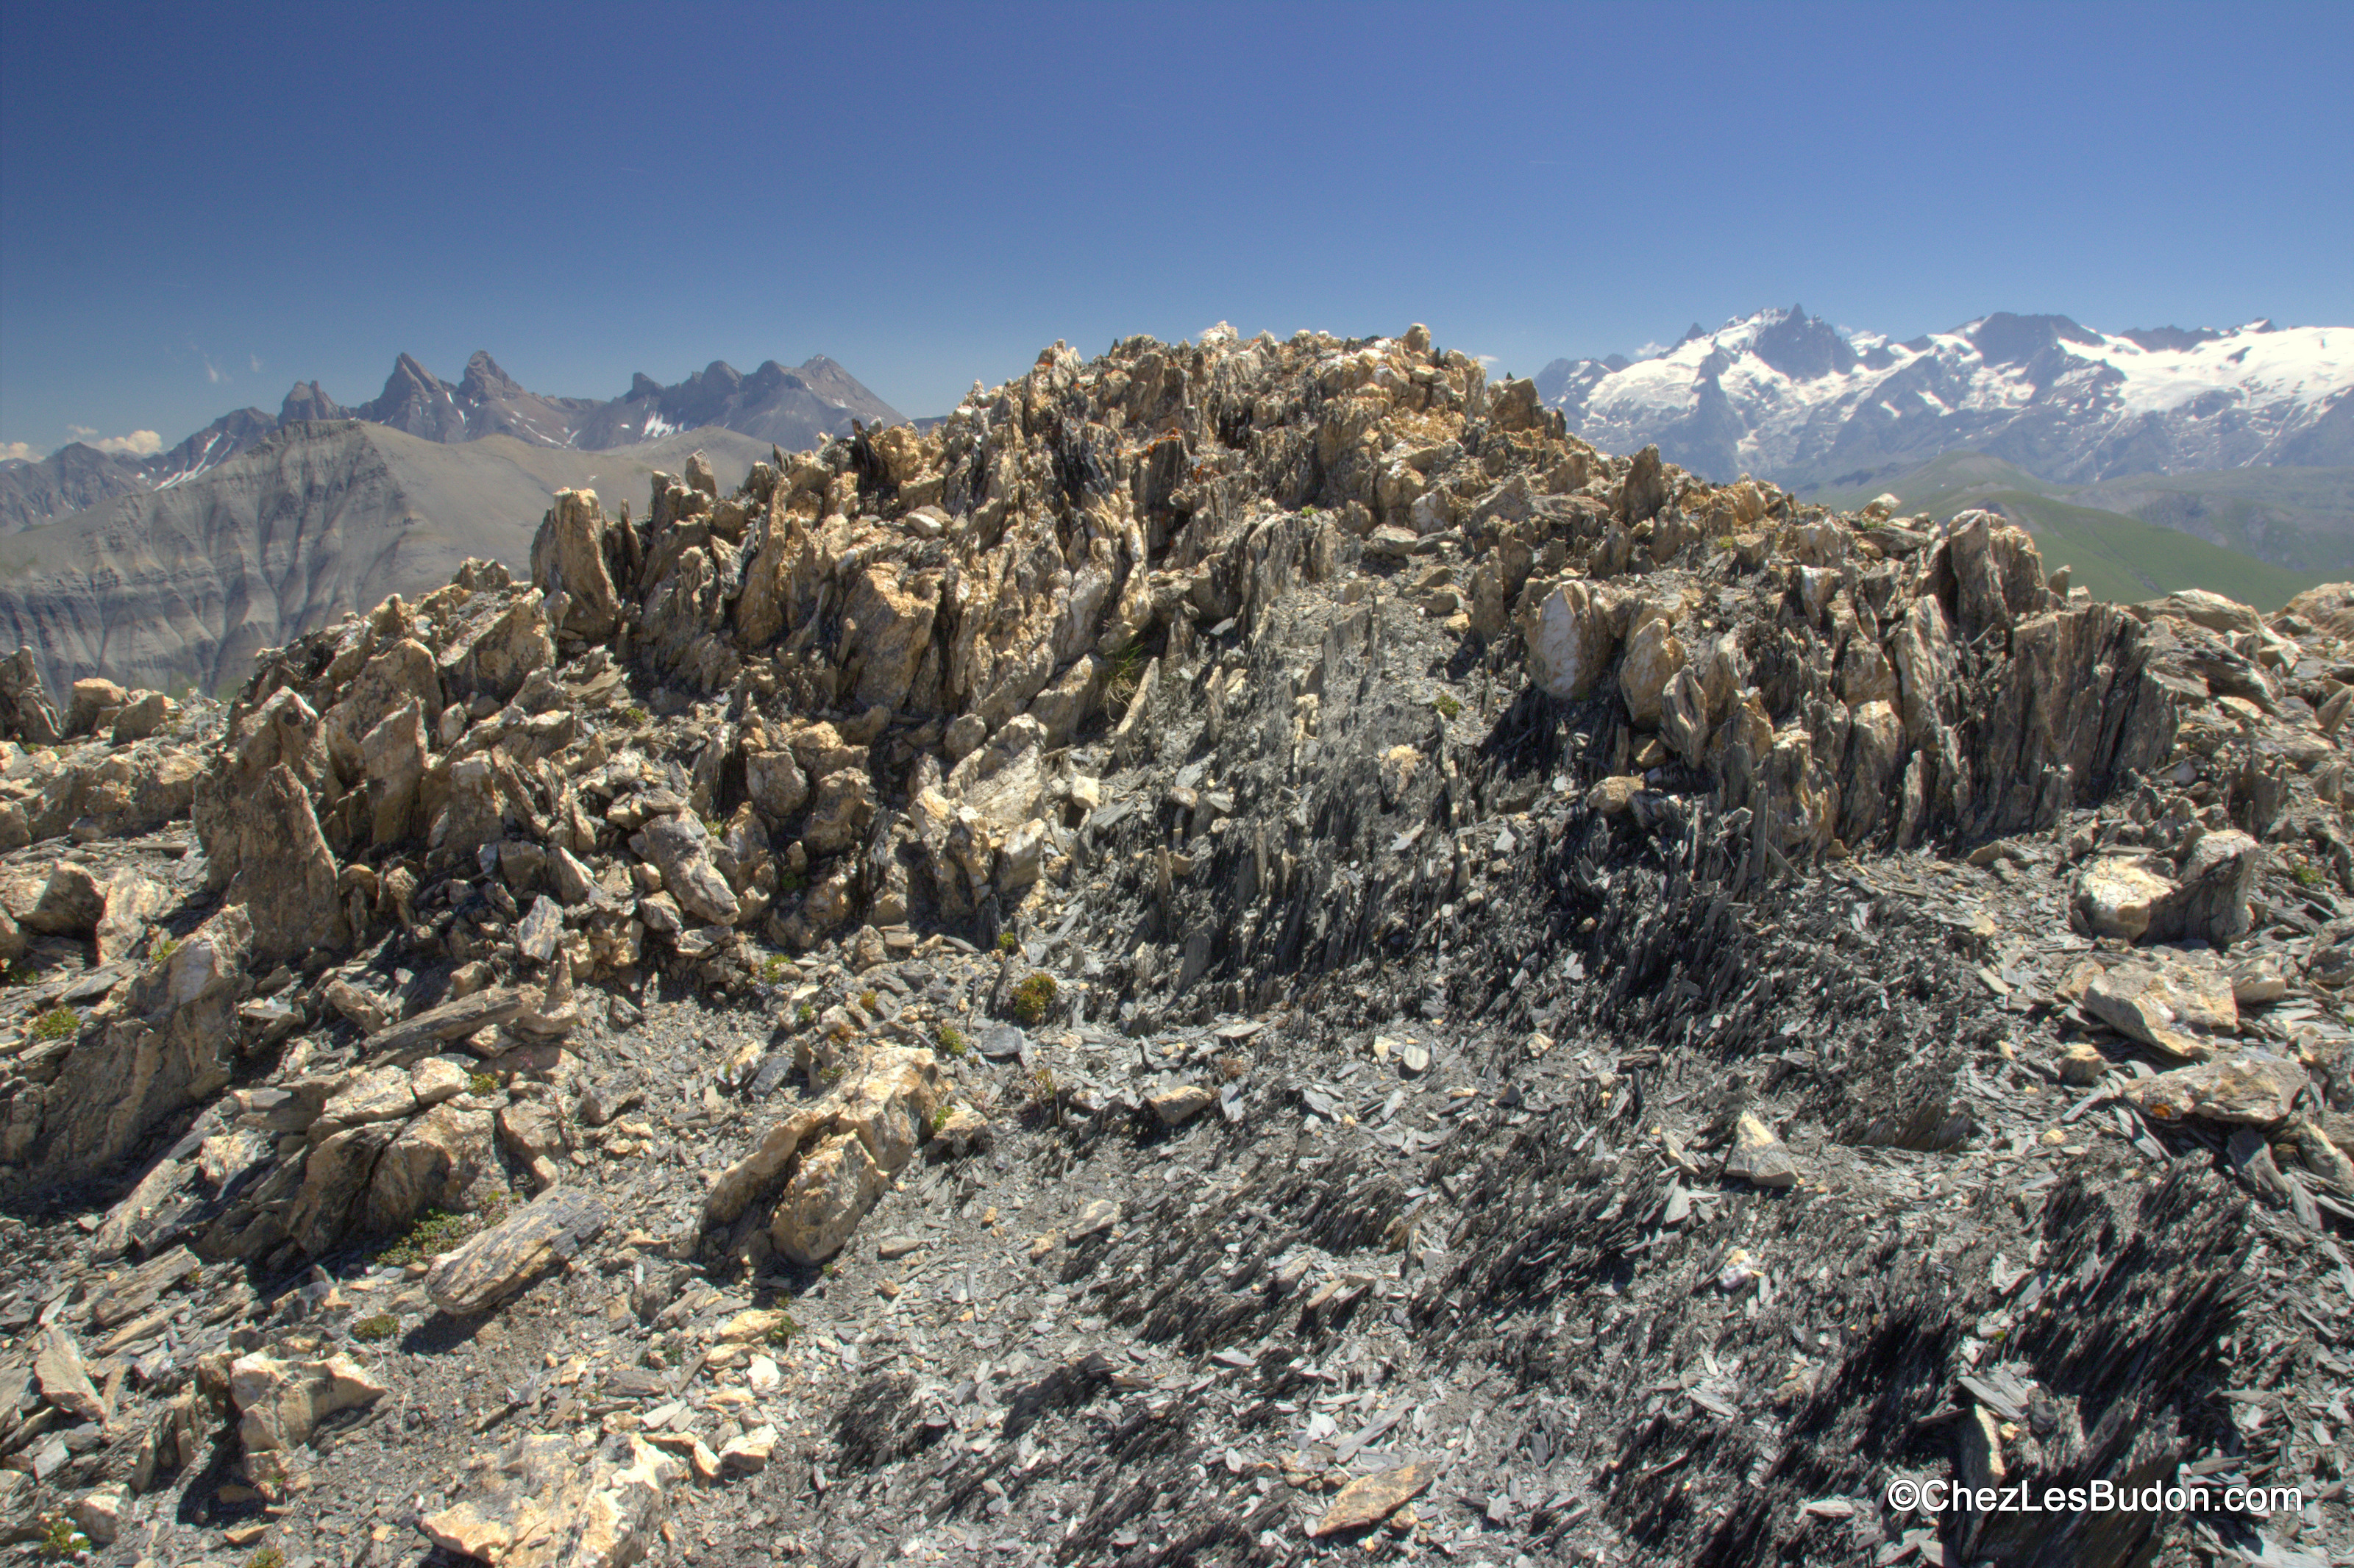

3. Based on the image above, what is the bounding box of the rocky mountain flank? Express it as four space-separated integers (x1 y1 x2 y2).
0 422 767 702
0 325 2347 1566
0 352 903 535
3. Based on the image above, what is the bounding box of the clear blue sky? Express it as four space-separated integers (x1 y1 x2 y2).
3 0 2349 457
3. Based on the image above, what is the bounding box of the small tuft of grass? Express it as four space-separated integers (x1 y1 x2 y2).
764 1313 800 1347
619 705 651 725
1104 636 1150 712
246 1550 286 1568
996 931 1020 956
4 961 34 987
349 1312 397 1343
28 1007 77 1043
2292 860 2325 888
1431 692 1461 720
1011 972 1058 1026
794 1002 817 1029
467 1072 497 1096
819 1063 844 1085
777 869 808 894
858 989 879 1014
936 1024 968 1058
929 1102 953 1133
1027 1066 1059 1105
149 936 182 966
760 955 792 984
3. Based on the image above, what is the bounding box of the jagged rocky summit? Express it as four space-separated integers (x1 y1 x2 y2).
0 324 2347 1565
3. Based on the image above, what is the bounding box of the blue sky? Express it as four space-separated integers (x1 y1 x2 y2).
3 0 2349 457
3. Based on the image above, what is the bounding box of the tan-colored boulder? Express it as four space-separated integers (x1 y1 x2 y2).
109 691 171 743
65 677 127 739
420 1431 679 1568
436 591 554 705
2083 950 2238 1059
1618 616 1686 727
835 1047 947 1175
2072 858 2175 942
841 561 939 712
2148 829 2261 946
947 715 1046 828
800 768 876 855
631 814 739 925
2138 588 2264 636
229 1352 387 1453
530 489 625 641
1522 580 1624 700
769 1130 888 1266
363 1102 499 1236
2124 1052 2308 1127
744 746 808 824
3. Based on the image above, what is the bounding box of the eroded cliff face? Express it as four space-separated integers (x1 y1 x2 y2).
0 326 2347 1567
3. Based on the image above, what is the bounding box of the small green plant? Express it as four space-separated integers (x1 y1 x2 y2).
349 1312 397 1343
246 1550 286 1568
1431 692 1461 720
819 1063 844 1085
701 815 725 838
764 1312 801 1347
1010 972 1059 1026
377 1208 485 1269
777 869 808 894
794 1002 817 1029
4 961 33 987
149 936 182 966
1106 635 1151 711
1712 535 1738 551
28 1007 77 1043
619 705 651 725
858 989 879 1013
996 931 1020 956
936 1024 968 1058
1028 1066 1059 1105
929 1102 953 1133
761 955 792 983
34 1514 88 1561
467 1072 497 1095
2292 860 2325 888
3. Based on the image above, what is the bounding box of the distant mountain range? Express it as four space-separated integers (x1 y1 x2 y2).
0 421 772 701
0 350 903 534
1535 306 2352 491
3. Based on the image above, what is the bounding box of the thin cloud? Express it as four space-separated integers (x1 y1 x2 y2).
249 353 263 374
204 357 226 385
0 442 35 463
63 426 163 456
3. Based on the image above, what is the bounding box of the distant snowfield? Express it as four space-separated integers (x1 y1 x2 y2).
1547 308 2353 484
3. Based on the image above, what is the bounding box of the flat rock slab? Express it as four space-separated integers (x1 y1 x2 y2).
364 986 528 1061
2083 951 2236 1059
1312 1461 1437 1536
425 1186 608 1316
2124 1052 2308 1127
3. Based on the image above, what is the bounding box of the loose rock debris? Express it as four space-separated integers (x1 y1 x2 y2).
0 324 2341 1565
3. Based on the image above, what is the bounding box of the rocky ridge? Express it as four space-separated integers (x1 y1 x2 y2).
0 324 2344 1565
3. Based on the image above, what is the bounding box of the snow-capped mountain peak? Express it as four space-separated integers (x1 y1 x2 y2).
1536 307 2353 490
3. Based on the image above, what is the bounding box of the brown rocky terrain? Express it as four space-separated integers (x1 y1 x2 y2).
0 324 2345 1567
